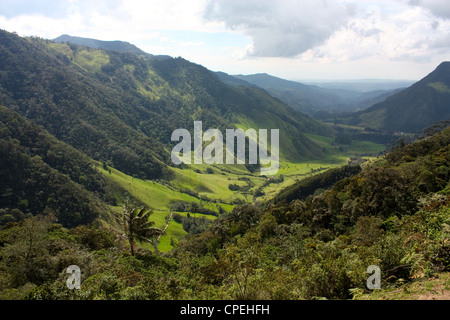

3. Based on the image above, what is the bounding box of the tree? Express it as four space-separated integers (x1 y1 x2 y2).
0 215 55 286
220 232 262 299
115 200 162 256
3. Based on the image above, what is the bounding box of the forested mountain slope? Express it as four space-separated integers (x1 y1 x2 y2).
0 30 168 180
0 106 113 227
353 62 450 133
53 34 149 56
231 73 403 115
0 30 334 183
1 121 447 300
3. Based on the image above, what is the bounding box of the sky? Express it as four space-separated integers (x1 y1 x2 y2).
1 0 450 81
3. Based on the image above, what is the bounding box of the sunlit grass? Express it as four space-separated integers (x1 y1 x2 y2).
96 131 386 252
74 49 110 73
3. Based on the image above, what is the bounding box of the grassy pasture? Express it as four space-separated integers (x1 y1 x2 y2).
97 132 385 252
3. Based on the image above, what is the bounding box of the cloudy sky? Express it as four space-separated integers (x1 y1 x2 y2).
1 0 449 81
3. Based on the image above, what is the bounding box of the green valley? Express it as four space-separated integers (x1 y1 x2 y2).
0 30 387 253
95 133 385 252
1 28 449 304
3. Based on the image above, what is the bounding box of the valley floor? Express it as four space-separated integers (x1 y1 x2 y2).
97 137 385 252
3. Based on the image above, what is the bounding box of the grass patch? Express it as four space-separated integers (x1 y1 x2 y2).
74 49 110 73
47 42 75 59
428 82 450 93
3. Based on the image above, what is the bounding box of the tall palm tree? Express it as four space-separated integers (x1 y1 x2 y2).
115 201 162 256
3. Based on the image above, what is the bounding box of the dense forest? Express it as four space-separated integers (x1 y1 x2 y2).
0 125 448 300
0 106 114 228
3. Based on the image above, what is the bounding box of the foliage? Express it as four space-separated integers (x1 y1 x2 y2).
1 124 449 300
353 62 450 133
0 106 111 227
0 29 334 182
114 201 162 255
1 29 450 301
271 164 362 204
172 213 212 234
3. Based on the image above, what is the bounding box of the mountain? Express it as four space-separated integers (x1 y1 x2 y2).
0 30 333 181
2 31 450 302
53 34 171 60
0 89 449 302
352 62 450 133
1 30 170 180
230 73 402 115
53 34 147 55
0 106 112 227
354 88 405 111
214 71 257 88
232 73 332 113
307 79 415 93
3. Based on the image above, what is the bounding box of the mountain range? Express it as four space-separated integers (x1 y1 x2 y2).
51 33 450 134
53 34 414 118
1 29 449 231
351 61 450 133
0 30 342 228
223 63 450 134
53 34 171 60
217 72 410 116
0 30 335 180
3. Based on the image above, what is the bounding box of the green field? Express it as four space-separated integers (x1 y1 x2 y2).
97 135 386 252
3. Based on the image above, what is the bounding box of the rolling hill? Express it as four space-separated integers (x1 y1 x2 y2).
352 61 450 133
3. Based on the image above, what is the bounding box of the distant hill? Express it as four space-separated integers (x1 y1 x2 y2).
229 73 402 115
307 79 415 93
353 62 450 133
355 88 405 111
53 34 147 55
53 34 171 60
232 73 333 114
214 71 257 88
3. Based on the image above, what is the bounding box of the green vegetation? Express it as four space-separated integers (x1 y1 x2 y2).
355 272 450 300
352 62 450 133
428 81 450 94
0 30 339 182
114 201 163 255
1 30 449 301
0 123 448 300
53 34 148 56
0 106 113 228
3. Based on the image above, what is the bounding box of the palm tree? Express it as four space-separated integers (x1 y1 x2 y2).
115 200 162 256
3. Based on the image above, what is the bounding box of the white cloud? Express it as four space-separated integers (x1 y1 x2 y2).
0 0 223 40
327 4 450 62
0 0 449 80
203 0 353 57
409 0 450 19
117 0 222 33
202 0 450 67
